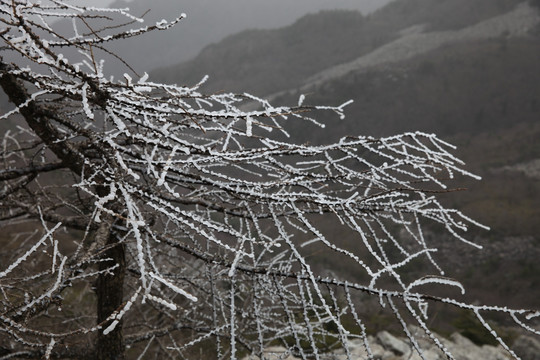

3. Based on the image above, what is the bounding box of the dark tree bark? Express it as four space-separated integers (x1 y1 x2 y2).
1 60 127 359
95 224 126 360
0 60 84 175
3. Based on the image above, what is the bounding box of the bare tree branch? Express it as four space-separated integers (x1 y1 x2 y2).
0 1 537 359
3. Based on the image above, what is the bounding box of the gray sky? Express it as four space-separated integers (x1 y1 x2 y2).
74 0 121 8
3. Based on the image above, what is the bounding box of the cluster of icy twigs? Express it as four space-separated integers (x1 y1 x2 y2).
0 1 538 359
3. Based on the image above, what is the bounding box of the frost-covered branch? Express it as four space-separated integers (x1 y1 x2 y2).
0 1 538 359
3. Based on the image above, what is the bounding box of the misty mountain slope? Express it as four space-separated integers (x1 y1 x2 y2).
151 10 373 95
373 0 526 31
277 36 540 143
150 0 526 95
298 2 539 94
90 0 392 76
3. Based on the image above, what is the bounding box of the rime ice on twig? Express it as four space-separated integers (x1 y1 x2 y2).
0 1 538 359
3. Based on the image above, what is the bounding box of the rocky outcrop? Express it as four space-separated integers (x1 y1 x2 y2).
241 326 537 359
331 328 512 360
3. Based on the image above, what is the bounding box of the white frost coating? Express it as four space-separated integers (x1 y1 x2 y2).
138 72 149 84
3 3 537 357
165 325 229 353
474 309 519 359
134 86 152 93
245 116 253 137
123 73 132 85
0 223 61 279
14 255 67 317
105 137 140 180
0 90 48 119
103 320 120 336
157 146 178 186
298 94 305 106
419 301 429 319
406 277 465 295
230 279 236 360
146 294 177 311
94 182 117 222
103 287 141 335
71 17 79 38
270 205 350 337
119 185 147 290
106 107 126 131
148 272 198 302
44 337 55 359
228 239 245 277
526 311 540 320
51 238 59 273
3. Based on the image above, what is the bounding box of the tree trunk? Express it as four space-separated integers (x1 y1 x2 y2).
95 224 126 360
1 59 127 359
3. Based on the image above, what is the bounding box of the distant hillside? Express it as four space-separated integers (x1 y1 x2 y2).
373 0 525 31
150 0 540 142
151 0 527 95
280 37 540 140
295 2 539 96
151 10 372 95
85 0 393 76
